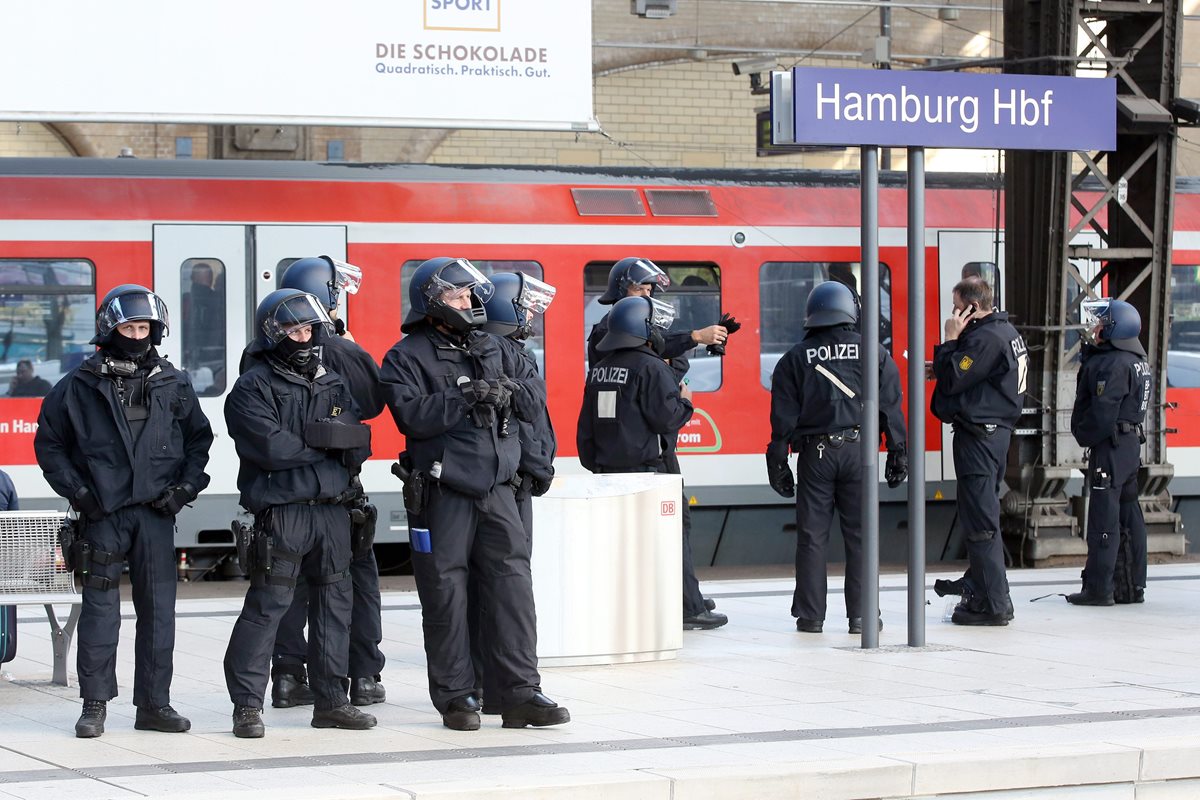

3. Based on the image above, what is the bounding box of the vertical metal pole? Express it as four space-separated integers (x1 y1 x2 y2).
861 146 880 649
907 147 927 647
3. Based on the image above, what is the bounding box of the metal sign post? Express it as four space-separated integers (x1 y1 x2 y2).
860 146 881 649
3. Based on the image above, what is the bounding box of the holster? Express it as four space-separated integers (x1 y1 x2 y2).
58 517 81 572
349 502 378 558
509 472 534 502
392 451 428 516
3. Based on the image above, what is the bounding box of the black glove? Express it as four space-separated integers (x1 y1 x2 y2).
71 485 104 520
479 378 513 408
885 448 909 489
150 482 198 516
765 442 795 498
459 378 492 406
530 473 554 497
706 313 742 357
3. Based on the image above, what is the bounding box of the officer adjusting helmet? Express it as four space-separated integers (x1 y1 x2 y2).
598 257 671 305
480 272 557 340
92 284 170 348
402 257 494 333
1082 297 1145 355
255 289 334 369
280 256 363 312
804 281 859 329
598 295 676 353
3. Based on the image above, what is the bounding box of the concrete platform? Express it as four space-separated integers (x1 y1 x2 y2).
3 565 1200 800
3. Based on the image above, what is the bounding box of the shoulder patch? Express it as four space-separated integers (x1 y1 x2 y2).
1096 380 1105 397
958 355 974 372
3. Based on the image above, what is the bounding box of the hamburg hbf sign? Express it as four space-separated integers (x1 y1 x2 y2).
787 67 1116 151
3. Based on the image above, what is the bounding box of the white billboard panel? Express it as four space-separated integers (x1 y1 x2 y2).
0 0 596 131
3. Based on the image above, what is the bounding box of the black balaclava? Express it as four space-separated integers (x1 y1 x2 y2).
272 335 318 377
108 330 152 361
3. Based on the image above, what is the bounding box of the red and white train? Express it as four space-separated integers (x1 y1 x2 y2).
1 158 1198 561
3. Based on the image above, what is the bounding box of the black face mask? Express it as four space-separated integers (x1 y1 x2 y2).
107 331 152 360
273 335 317 374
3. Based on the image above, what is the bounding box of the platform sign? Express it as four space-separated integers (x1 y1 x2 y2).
787 67 1115 151
0 0 596 132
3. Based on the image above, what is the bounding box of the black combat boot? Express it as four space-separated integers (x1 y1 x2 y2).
135 704 191 732
75 699 107 738
795 618 823 633
848 615 883 634
349 676 386 706
442 694 482 731
1066 589 1115 606
312 704 377 730
501 693 571 729
232 705 265 738
683 610 728 630
271 666 315 708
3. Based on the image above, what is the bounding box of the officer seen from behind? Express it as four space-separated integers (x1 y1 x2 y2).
930 276 1027 626
766 281 907 635
35 285 213 738
1068 298 1151 606
381 257 569 731
269 256 389 710
223 289 376 738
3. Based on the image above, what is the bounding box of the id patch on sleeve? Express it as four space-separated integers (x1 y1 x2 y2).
958 355 974 372
597 390 617 419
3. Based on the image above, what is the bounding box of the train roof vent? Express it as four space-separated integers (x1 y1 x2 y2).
571 188 647 216
645 189 718 217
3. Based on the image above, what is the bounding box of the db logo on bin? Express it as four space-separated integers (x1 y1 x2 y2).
661 500 676 516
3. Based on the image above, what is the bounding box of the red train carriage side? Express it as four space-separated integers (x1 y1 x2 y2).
1 159 1197 564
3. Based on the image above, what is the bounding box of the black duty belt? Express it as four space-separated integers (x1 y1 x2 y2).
953 418 999 438
801 427 860 448
1116 421 1142 435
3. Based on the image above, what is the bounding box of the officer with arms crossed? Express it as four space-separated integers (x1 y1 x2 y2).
269 256 389 710
473 271 557 712
766 281 907 634
223 289 376 737
1068 298 1151 605
36 285 213 738
930 276 1027 626
587 258 732 630
381 257 569 731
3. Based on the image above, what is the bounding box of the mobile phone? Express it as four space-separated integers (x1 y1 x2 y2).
966 304 978 315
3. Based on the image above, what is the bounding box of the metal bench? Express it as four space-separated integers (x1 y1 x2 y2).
0 510 80 686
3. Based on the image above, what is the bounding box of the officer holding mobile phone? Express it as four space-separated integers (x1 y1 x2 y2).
930 277 1027 626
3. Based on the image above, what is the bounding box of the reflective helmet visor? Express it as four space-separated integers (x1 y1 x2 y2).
424 259 495 305
1080 298 1111 331
625 260 671 294
330 258 363 296
97 291 170 338
261 293 335 345
648 296 677 332
516 275 557 315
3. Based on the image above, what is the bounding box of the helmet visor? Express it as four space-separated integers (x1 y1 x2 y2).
330 258 363 296
425 259 495 305
1080 298 1111 330
648 296 677 332
97 291 170 338
262 293 335 345
625 260 671 294
516 275 557 315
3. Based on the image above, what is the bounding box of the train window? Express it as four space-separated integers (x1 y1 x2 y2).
583 262 723 392
1169 265 1200 388
758 261 893 389
179 259 227 397
400 260 548 375
0 259 95 397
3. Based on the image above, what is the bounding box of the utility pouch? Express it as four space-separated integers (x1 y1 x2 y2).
349 503 378 557
304 419 372 450
1091 467 1112 491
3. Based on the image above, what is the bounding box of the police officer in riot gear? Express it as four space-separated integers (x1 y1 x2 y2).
223 289 377 738
473 271 557 712
578 295 728 630
1068 299 1151 605
587 257 732 627
35 285 213 738
766 281 907 634
381 257 570 731
931 277 1027 626
270 256 388 710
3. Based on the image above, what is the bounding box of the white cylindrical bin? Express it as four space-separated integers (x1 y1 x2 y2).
531 472 684 667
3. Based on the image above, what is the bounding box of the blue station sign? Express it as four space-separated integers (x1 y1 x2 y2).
791 67 1116 151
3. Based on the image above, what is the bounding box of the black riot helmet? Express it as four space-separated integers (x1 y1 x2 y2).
402 257 494 333
598 295 677 353
480 272 557 340
804 281 858 329
91 284 170 345
1082 297 1145 355
598 257 671 305
254 289 334 351
280 256 363 311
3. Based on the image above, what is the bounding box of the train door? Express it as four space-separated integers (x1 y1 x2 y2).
935 230 1005 482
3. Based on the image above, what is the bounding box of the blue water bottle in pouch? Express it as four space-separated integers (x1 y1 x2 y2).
410 527 432 554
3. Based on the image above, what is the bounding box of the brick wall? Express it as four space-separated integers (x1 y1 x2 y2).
0 123 74 157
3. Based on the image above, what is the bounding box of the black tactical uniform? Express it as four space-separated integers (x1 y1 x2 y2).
1070 338 1151 604
270 330 388 707
223 289 375 737
35 285 212 738
381 256 568 732
768 312 906 633
931 312 1026 624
